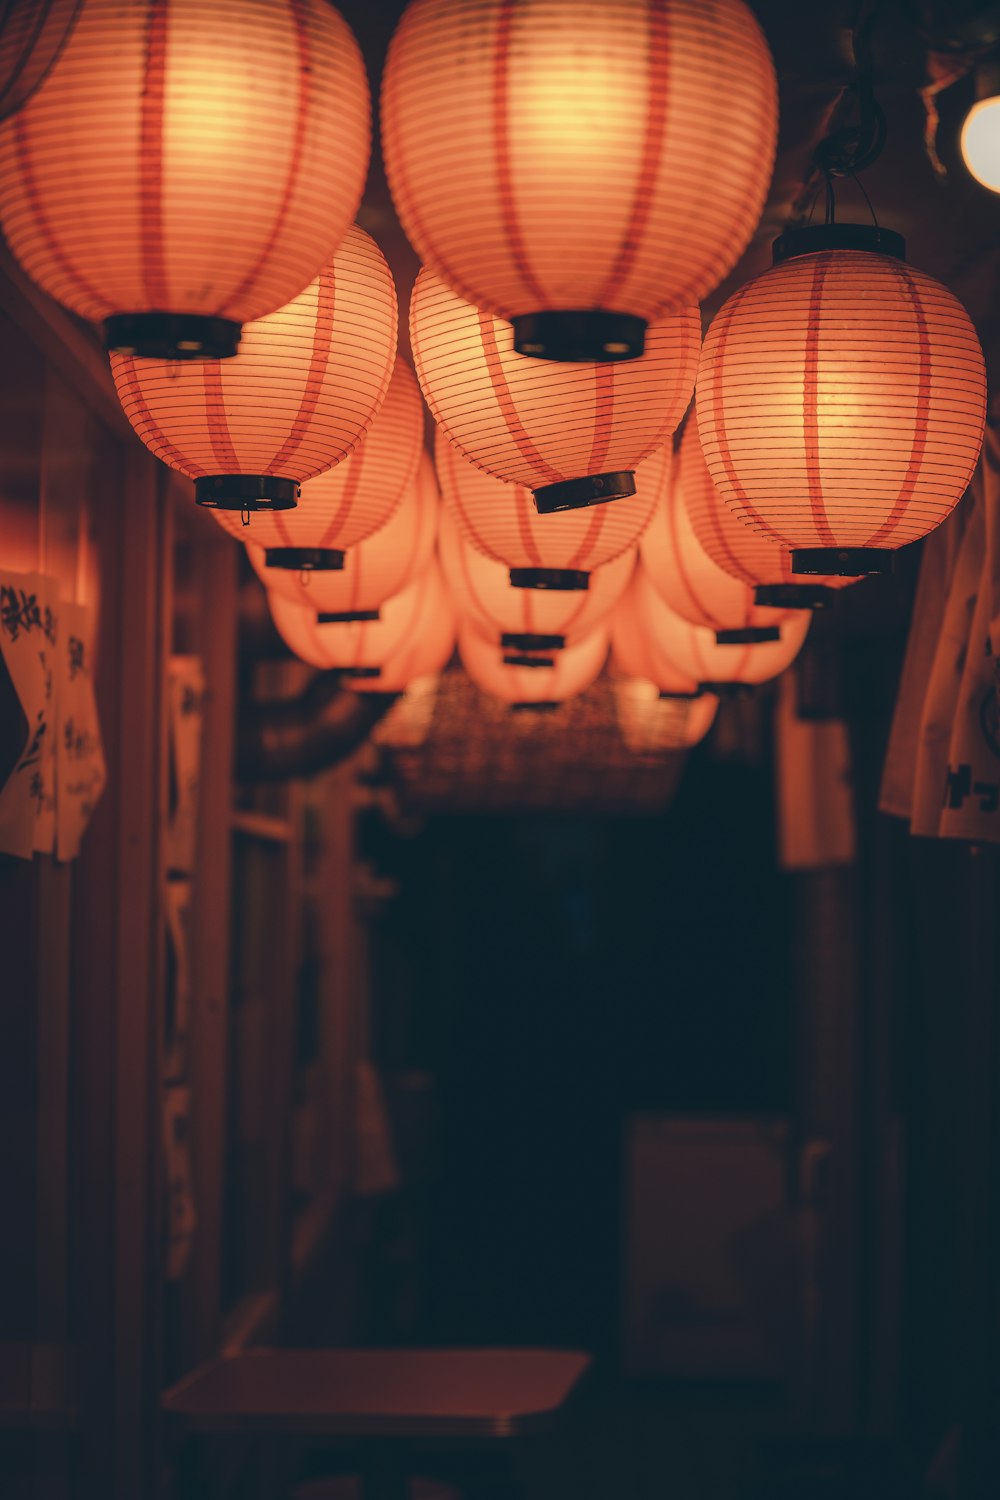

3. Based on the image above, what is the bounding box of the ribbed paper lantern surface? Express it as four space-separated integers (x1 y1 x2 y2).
682 410 855 607
611 577 701 698
270 563 447 681
459 620 608 708
436 428 658 589
349 578 456 694
631 566 810 691
697 225 987 574
640 432 792 643
0 0 81 122
614 678 718 753
382 0 777 361
439 504 633 653
0 0 370 357
112 226 396 512
218 359 424 571
412 267 699 511
248 448 439 611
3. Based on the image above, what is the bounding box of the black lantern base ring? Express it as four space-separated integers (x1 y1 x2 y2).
754 583 834 610
509 567 589 591
265 547 345 571
533 470 636 513
512 310 647 362
699 681 756 698
511 700 560 713
659 690 703 701
715 626 781 645
317 609 379 624
503 653 556 668
501 632 566 652
196 475 300 511
105 312 242 360
791 546 893 577
338 666 381 680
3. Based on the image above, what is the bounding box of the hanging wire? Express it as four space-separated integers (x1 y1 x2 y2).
807 0 888 223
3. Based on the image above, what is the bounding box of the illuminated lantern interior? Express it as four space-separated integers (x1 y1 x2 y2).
382 0 777 361
348 575 456 695
697 224 987 574
961 94 1000 193
613 677 719 754
459 620 608 709
611 575 702 699
411 266 699 511
111 225 397 512
0 0 371 358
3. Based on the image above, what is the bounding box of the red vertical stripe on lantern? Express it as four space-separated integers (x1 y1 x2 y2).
478 310 564 485
801 255 837 547
116 358 193 474
566 501 611 572
139 0 171 309
705 289 785 544
666 448 718 625
268 264 338 472
11 110 112 315
595 0 671 307
203 362 241 472
512 488 546 569
587 364 616 474
318 431 369 544
219 0 313 317
492 0 547 308
864 262 933 548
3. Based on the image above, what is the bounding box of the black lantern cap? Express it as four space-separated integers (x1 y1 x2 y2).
791 546 892 577
512 310 646 363
264 547 345 571
659 690 703 701
754 583 834 610
105 312 242 360
338 665 381 680
511 700 560 713
509 567 590 591
196 475 300 511
715 626 781 646
501 632 566 652
503 653 556 668
772 223 905 264
698 681 756 698
533 470 636 513
316 609 380 624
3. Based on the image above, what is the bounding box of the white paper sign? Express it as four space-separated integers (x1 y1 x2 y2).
55 601 107 862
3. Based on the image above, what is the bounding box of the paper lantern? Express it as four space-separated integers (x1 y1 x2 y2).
349 581 456 695
459 619 608 709
0 0 370 357
0 0 81 122
436 427 658 590
697 224 987 574
411 266 699 511
112 225 396 512
219 360 424 574
613 678 718 753
270 562 448 681
370 675 442 748
382 0 777 361
610 577 702 699
439 504 633 655
681 409 856 608
962 95 1000 193
640 430 792 643
248 448 438 613
630 566 810 691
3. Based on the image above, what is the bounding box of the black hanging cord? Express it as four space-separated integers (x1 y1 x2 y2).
810 0 888 222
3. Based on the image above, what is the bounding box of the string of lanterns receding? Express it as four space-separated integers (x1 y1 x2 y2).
0 0 990 738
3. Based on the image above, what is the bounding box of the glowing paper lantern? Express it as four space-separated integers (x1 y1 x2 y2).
370 675 442 748
270 562 448 681
610 578 701 699
639 430 792 643
459 620 608 708
613 678 718 753
218 360 425 574
248 448 438 613
439 504 633 654
962 95 1000 193
697 224 987 573
681 409 856 608
630 567 810 692
411 267 699 510
0 0 81 122
0 0 370 357
436 428 657 590
382 0 777 361
112 226 396 512
349 583 456 695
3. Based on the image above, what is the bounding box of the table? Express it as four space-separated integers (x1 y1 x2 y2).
163 1347 592 1499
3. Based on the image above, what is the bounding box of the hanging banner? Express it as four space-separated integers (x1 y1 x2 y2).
0 571 57 859
55 601 107 861
165 656 205 877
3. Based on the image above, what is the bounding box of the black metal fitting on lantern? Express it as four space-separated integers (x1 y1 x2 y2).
196 475 300 512
512 310 647 363
714 626 781 646
105 312 242 360
508 567 590 591
501 633 566 652
316 610 380 625
754 583 835 610
791 547 893 577
503 653 556 668
265 547 345 571
533 470 636 514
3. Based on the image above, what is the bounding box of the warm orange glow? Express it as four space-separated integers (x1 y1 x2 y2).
436 429 660 583
629 566 810 688
439 505 634 647
410 268 699 504
613 678 718 753
270 561 448 679
248 448 439 610
0 0 370 350
217 360 425 566
111 226 397 505
697 231 987 563
458 620 608 706
382 0 777 326
349 579 456 695
610 574 701 698
639 431 791 640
